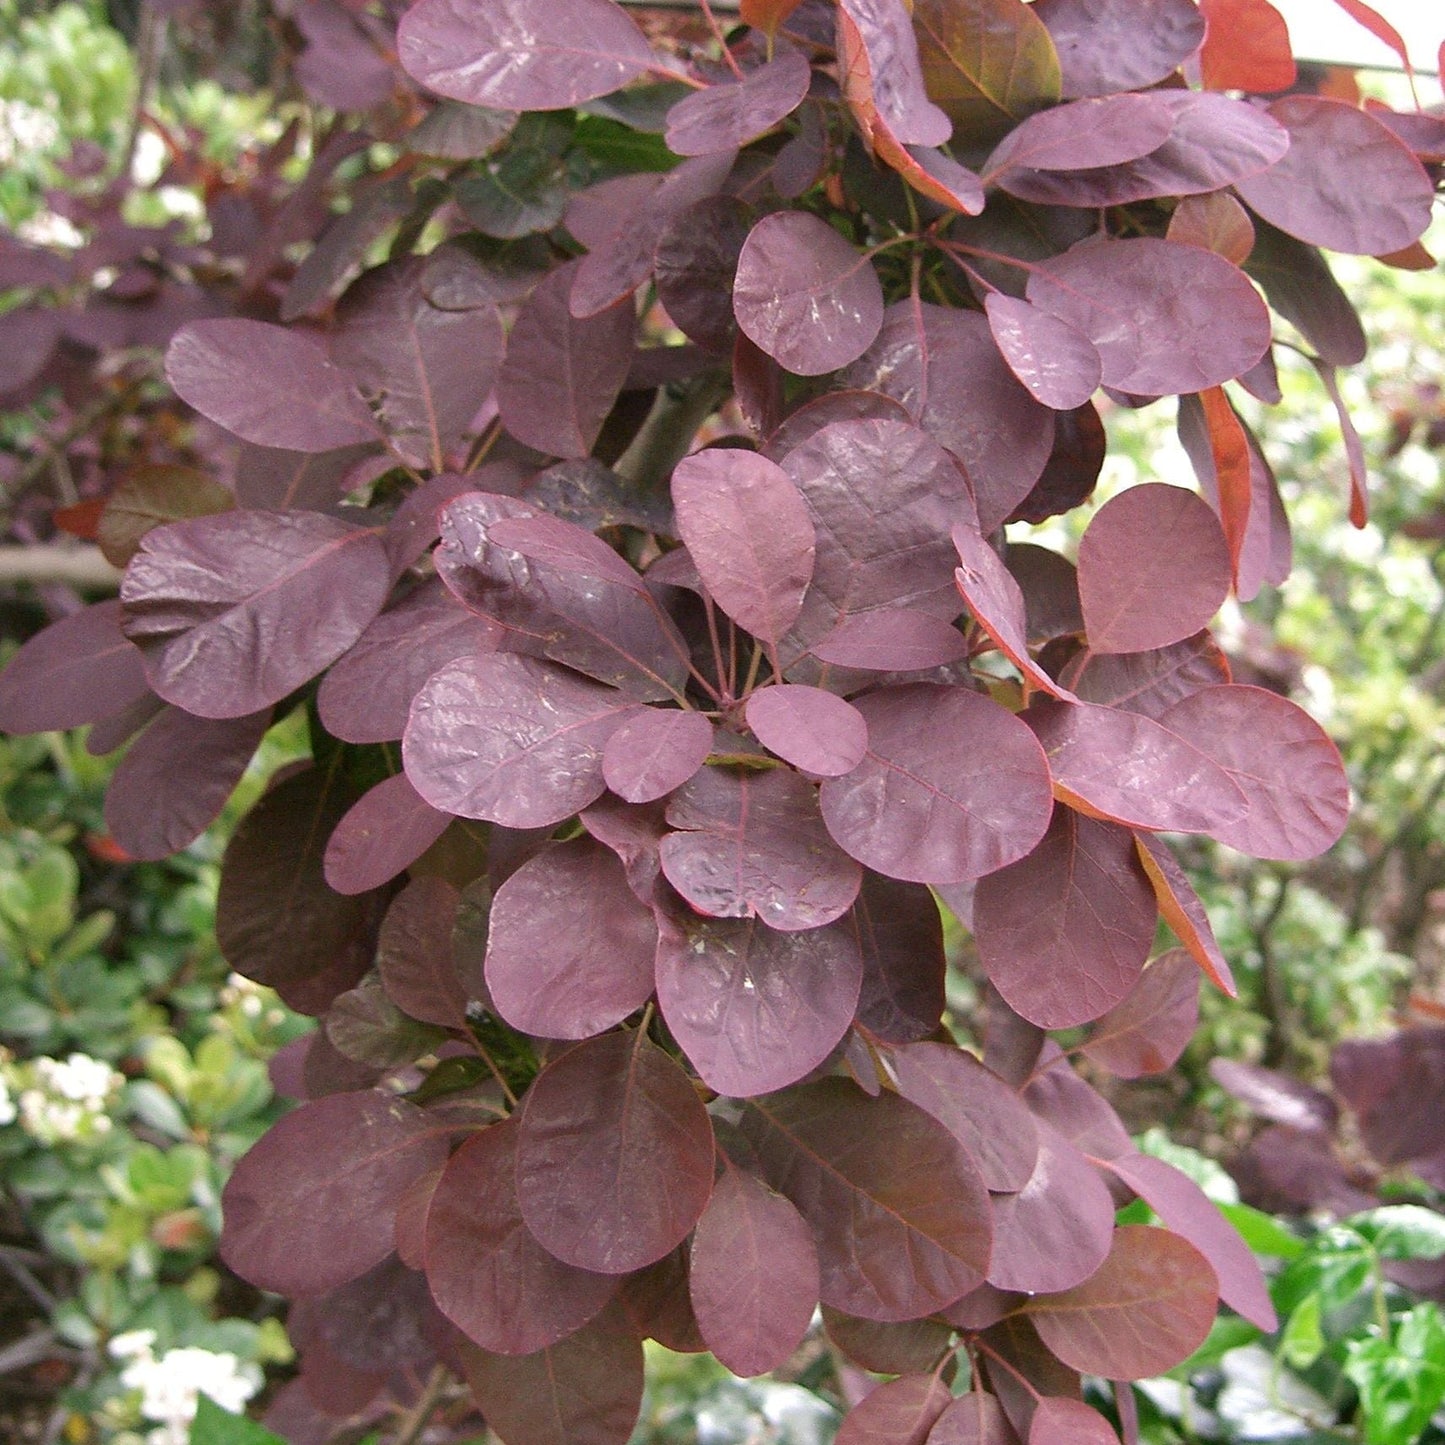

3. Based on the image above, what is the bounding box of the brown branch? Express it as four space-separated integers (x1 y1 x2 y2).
0 545 121 591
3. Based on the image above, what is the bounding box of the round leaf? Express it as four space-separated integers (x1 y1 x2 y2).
602 708 714 804
745 685 868 777
665 49 811 156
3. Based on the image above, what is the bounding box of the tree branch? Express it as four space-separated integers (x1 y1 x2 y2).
0 545 121 591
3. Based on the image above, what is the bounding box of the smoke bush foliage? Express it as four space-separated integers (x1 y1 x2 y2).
1 0 1442 1439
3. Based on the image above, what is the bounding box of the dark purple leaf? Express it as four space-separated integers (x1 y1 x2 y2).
1243 220 1365 368
1210 1057 1338 1134
324 973 447 1069
1159 684 1350 860
1332 1029 1445 1166
1025 239 1270 397
666 49 811 155
403 653 632 828
983 295 1101 412
888 1042 1038 1191
655 906 862 1097
982 93 1174 178
671 449 815 647
1024 1057 1133 1162
1081 950 1199 1078
851 873 946 1045
835 1374 952 1445
0 600 149 734
743 1079 992 1321
1235 96 1434 256
975 806 1155 1030
1007 402 1104 526
810 610 969 672
661 766 862 931
820 684 1053 885
104 707 270 861
823 1309 953 1376
318 578 501 744
398 0 655 110
603 708 714 804
0 307 60 398
762 390 913 461
425 1119 616 1354
322 773 451 896
458 1302 644 1445
377 877 470 1030
495 262 635 458
525 458 672 536
655 196 751 353
1133 833 1235 996
689 1162 819 1377
516 1031 714 1274
1067 632 1230 720
928 1391 1017 1445
120 511 390 719
233 442 380 512
1031 0 1205 97
485 837 657 1040
86 693 166 758
1007 544 1083 647
487 513 647 590
1026 1225 1215 1377
221 1090 449 1296
621 1247 706 1354
332 261 503 470
409 102 518 160
1029 1399 1120 1445
988 1121 1115 1293
733 212 884 375
842 304 1054 533
745 685 868 777
166 319 379 452
779 418 978 664
1023 697 1248 835
1104 1151 1276 1331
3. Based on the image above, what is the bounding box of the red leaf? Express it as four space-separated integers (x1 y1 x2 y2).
983 294 1102 412
52 496 105 540
746 685 869 777
1168 192 1256 266
1025 1225 1217 1378
689 1162 820 1376
835 1373 952 1445
425 1119 617 1354
1081 949 1200 1078
741 0 806 36
743 1079 992 1321
838 0 952 147
516 1032 714 1275
485 838 657 1040
928 1391 1017 1445
1198 0 1295 92
1194 388 1252 588
1328 0 1415 78
1077 485 1231 655
323 773 450 895
1133 834 1235 995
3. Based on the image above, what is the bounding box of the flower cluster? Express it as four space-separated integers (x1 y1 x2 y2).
109 1330 261 1445
14 1051 124 1145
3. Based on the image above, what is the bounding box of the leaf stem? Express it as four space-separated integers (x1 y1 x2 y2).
699 0 745 79
392 1362 450 1445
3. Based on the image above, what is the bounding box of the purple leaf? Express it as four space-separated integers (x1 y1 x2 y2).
1104 1151 1276 1331
317 577 501 745
166 320 379 452
1032 0 1205 97
1008 402 1105 526
1235 96 1434 256
121 511 391 719
928 1391 1017 1445
233 441 379 512
404 653 632 828
332 260 502 469
1008 543 1084 646
655 196 752 353
603 708 714 804
838 0 951 146
661 766 863 931
487 513 647 591
654 907 862 1097
809 609 969 672
1077 486 1232 656
582 796 669 905
322 773 451 896
984 294 1102 412
743 1079 992 1321
842 303 1054 532
762 390 912 461
1024 1057 1134 1162
983 93 1174 178
974 806 1156 1030
1159 684 1350 861
1025 239 1270 397
733 212 884 376
398 0 656 110
424 1119 617 1354
1133 833 1236 996
620 1247 705 1354
1023 697 1248 835
104 707 270 861
485 837 657 1040
665 49 811 156
834 1374 952 1445
819 684 1053 885
1068 632 1231 721
1081 950 1200 1078
1210 1057 1338 1134
888 1042 1038 1192
851 872 946 1045
688 1162 820 1377
221 1090 449 1296
495 262 635 458
516 1031 714 1274
1331 1029 1445 1168
988 1122 1116 1293
822 1309 953 1376
377 877 470 1030
745 685 868 777
1029 1398 1121 1445
0 307 60 398
671 449 816 647
0 600 149 734
1243 219 1365 368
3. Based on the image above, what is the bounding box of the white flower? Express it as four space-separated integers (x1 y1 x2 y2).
0 99 59 166
0 1076 16 1127
109 1330 159 1362
115 1337 261 1445
15 1054 123 1144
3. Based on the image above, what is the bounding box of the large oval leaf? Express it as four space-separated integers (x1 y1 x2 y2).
665 49 811 156
485 837 657 1040
398 0 656 110
516 1031 715 1275
602 708 714 805
834 1373 952 1445
221 1090 449 1296
851 873 946 1045
819 684 1054 885
743 1079 992 1321
121 511 390 719
983 93 1173 177
322 773 452 896
424 1119 617 1354
1031 0 1204 97
983 294 1102 412
655 906 862 1098
745 685 868 777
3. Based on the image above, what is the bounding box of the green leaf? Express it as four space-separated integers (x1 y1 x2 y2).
1344 1306 1445 1445
190 1396 284 1445
1279 1291 1325 1370
1220 1202 1306 1259
1273 1227 1374 1317
1351 1205 1445 1261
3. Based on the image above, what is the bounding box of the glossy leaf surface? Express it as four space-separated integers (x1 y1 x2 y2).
983 294 1102 412
1032 0 1205 96
665 50 811 156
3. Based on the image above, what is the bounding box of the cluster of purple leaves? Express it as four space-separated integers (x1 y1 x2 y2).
2 0 1441 1439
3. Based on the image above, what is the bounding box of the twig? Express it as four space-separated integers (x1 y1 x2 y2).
612 372 730 492
0 545 121 591
0 1244 57 1312
393 1362 450 1445
118 1 166 187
